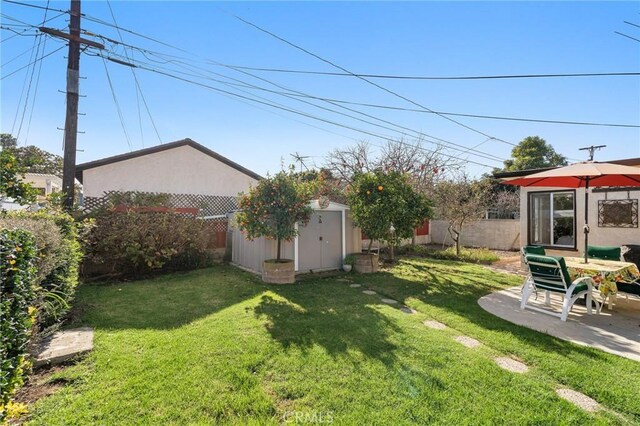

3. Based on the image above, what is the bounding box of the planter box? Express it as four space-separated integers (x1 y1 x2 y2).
262 259 295 284
353 253 379 273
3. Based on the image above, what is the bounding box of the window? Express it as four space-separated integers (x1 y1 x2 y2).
528 191 575 247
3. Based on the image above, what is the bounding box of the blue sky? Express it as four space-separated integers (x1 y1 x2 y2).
2 1 639 177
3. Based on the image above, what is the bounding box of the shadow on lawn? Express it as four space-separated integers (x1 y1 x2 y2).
253 284 401 366
74 266 267 330
365 258 615 362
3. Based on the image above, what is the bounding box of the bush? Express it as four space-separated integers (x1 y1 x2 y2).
0 211 82 330
398 245 499 264
84 211 212 278
0 228 38 421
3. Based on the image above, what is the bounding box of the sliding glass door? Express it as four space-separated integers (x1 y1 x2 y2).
529 191 575 248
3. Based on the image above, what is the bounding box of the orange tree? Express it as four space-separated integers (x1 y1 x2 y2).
236 171 313 262
348 170 432 257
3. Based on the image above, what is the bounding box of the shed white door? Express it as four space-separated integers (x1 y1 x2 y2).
298 211 342 272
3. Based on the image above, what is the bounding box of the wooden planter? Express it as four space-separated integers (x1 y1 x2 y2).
262 259 295 284
353 253 379 273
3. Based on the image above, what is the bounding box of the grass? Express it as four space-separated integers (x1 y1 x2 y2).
398 244 501 264
24 260 639 425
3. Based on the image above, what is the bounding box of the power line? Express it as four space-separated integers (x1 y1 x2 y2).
24 0 52 145
101 56 133 150
228 12 516 147
221 65 640 81
94 47 506 163
1 44 65 80
3 0 67 14
615 31 640 43
105 0 162 146
87 50 499 169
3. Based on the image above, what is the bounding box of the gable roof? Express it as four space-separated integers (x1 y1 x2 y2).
75 138 262 183
493 157 640 179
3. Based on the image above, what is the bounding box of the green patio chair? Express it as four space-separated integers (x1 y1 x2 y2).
521 254 601 321
519 246 546 292
587 245 622 261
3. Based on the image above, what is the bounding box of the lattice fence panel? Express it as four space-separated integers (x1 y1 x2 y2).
82 190 238 217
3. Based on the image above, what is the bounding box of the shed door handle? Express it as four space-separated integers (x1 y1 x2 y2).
319 236 323 241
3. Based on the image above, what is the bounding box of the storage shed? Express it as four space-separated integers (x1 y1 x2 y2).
230 200 361 274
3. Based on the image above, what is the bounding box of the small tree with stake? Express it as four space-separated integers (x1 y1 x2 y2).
236 170 313 262
348 170 432 261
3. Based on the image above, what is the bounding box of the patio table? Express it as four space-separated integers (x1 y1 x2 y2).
563 257 640 310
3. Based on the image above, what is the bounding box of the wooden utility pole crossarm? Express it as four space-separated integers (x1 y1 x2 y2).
39 26 105 50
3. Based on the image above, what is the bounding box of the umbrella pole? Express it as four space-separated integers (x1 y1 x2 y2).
584 178 590 264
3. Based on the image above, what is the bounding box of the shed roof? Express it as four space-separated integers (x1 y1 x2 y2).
75 138 262 183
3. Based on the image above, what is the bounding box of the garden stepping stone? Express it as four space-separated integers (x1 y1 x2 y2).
349 284 361 288
556 389 601 412
381 298 398 304
33 327 94 367
454 336 481 348
494 357 529 374
362 290 377 295
400 306 416 314
423 320 447 330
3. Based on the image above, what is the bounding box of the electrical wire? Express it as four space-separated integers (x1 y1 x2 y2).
228 12 516 146
87 50 499 169
105 0 162 146
23 0 52 145
101 56 133 150
3 0 67 14
94 47 507 163
221 65 640 81
1 44 65 80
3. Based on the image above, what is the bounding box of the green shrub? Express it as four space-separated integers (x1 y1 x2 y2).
0 228 38 421
0 211 82 330
85 211 212 278
398 245 499 264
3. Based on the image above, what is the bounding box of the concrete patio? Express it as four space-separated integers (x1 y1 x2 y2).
479 286 640 362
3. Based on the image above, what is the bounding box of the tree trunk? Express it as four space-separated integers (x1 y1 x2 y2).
367 238 373 253
276 238 281 261
455 238 461 256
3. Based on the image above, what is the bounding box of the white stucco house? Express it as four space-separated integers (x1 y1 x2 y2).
76 138 261 199
494 157 640 255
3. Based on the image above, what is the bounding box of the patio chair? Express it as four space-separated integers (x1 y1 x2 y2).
521 254 601 321
619 245 640 298
519 246 546 292
587 245 622 261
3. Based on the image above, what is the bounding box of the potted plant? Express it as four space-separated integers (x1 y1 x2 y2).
236 170 313 284
343 254 356 272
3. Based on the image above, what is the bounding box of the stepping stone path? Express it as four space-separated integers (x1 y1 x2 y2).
381 298 398 304
349 284 361 288
494 357 529 374
455 336 481 348
362 290 377 295
423 320 447 330
556 389 601 413
33 327 94 367
400 306 416 314
337 279 351 282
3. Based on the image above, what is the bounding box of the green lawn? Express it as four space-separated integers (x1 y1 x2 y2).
27 258 639 425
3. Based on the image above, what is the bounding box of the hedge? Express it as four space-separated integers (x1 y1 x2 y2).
84 210 213 279
0 228 38 421
0 211 82 330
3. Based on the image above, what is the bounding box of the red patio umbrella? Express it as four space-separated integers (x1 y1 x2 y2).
503 162 640 263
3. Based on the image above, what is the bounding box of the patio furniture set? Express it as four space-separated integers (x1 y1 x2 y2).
520 244 640 321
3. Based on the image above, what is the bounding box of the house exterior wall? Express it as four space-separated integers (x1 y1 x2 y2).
430 219 521 251
519 186 640 254
82 145 258 198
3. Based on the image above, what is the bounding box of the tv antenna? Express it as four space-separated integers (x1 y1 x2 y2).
290 152 310 172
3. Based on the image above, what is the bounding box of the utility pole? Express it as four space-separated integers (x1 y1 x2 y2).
61 0 81 210
579 145 606 161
